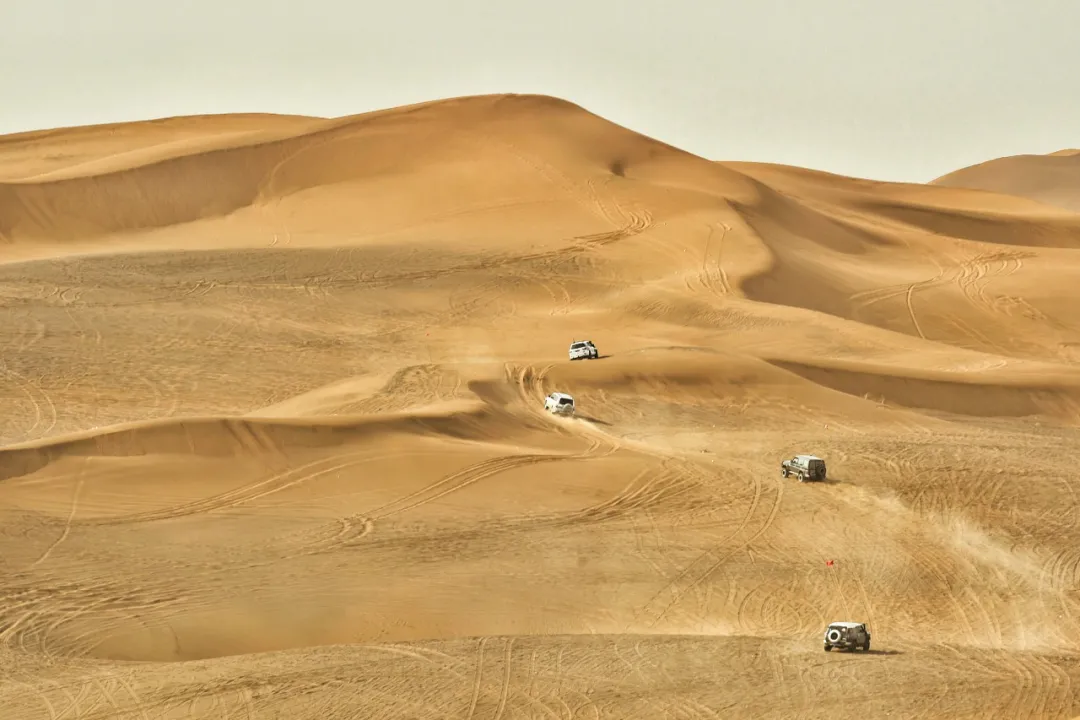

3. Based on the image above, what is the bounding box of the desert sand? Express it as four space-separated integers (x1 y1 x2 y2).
2 93 1080 718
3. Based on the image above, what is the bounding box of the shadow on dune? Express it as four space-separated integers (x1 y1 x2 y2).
766 359 1080 422
856 200 1080 249
0 402 523 483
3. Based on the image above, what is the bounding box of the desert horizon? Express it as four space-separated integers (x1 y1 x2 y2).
2 92 1080 718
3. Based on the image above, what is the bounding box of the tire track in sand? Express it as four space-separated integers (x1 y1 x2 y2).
847 257 951 340
0 362 58 443
629 462 785 631
686 221 732 297
364 422 616 523
84 450 411 526
343 359 632 529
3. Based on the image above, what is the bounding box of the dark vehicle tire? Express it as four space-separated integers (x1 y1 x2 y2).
781 468 789 478
824 645 831 652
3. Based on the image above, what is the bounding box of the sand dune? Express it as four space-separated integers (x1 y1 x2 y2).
931 149 1080 212
2 93 1080 718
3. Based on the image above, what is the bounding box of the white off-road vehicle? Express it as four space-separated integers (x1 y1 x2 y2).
544 392 576 416
568 340 599 361
823 621 871 652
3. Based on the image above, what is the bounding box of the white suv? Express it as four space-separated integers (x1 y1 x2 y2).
568 340 599 361
544 392 576 416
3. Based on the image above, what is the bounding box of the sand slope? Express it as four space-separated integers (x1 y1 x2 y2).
2 94 1080 718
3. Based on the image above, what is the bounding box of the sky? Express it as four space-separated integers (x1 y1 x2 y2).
2 0 1078 183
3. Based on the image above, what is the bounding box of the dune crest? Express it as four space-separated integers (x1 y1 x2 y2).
2 94 1080 718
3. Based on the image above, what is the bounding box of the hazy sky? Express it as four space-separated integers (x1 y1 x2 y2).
3 0 1077 182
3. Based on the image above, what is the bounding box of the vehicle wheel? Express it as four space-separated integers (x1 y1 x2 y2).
864 639 870 651
798 473 806 482
781 468 789 478
824 645 831 652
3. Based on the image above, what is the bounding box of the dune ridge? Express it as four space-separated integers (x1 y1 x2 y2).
2 93 1080 718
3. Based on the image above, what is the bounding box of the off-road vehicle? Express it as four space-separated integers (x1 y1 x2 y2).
568 340 599 361
823 621 871 652
544 392 576 416
781 454 827 482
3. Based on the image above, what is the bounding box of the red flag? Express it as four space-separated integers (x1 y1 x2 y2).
826 560 834 566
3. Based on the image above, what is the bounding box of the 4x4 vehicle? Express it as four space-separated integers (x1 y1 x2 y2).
568 340 599 361
823 621 871 652
781 454 827 482
544 392 576 416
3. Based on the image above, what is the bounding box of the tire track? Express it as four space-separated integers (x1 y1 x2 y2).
84 450 390 526
692 221 732 297
493 637 514 720
278 513 376 559
847 256 952 321
560 460 693 526
534 275 575 317
0 361 58 442
230 182 655 298
991 648 1068 720
736 573 816 638
30 469 84 569
348 364 457 415
446 274 521 325
464 636 488 720
955 250 1030 317
875 444 990 644
631 464 784 631
0 572 186 663
441 131 654 268
365 448 600 523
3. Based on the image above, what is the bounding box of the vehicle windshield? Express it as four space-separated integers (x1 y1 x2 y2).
571 343 586 349
558 398 573 405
